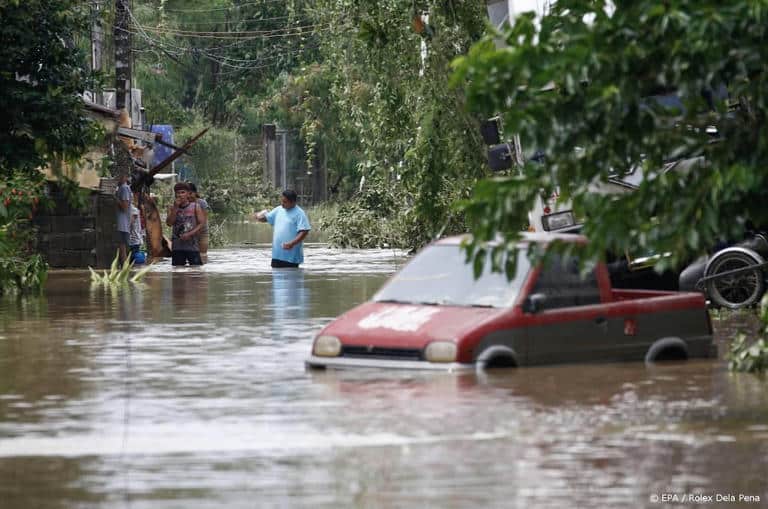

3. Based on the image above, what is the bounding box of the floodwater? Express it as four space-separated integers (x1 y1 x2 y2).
1 237 767 508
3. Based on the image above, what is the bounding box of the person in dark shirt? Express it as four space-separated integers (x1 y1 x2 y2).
166 182 206 266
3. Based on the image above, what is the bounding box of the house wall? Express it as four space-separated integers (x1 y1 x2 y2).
34 182 122 269
33 103 132 269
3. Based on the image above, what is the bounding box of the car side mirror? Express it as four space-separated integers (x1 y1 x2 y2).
522 293 547 314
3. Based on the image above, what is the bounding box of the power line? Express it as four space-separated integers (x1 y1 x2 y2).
121 23 328 41
133 23 327 38
162 0 299 14
122 26 320 72
121 3 327 72
146 14 310 26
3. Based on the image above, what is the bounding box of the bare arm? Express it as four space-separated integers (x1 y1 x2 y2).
254 209 269 223
281 229 309 250
188 204 207 237
166 205 178 227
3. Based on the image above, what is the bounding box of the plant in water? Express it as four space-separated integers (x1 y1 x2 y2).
728 335 768 374
727 295 768 373
89 251 152 287
0 253 48 296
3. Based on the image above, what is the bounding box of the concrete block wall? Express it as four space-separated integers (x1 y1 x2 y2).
34 182 121 269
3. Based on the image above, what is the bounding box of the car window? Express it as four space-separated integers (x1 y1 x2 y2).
373 245 531 308
531 255 601 309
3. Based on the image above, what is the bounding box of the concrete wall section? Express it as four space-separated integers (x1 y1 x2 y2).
34 182 121 269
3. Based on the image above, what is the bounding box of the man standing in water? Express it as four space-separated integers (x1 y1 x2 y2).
255 189 311 268
115 172 132 263
166 182 206 266
188 182 209 264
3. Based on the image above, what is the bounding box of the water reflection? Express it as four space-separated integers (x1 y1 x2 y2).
271 269 309 339
162 272 210 320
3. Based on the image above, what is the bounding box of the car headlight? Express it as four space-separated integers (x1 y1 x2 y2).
424 341 457 363
313 335 342 357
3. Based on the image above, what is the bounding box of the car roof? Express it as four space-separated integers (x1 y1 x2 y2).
432 231 587 246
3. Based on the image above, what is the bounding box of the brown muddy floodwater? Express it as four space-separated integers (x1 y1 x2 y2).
0 242 767 509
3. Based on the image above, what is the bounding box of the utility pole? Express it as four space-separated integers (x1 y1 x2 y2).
114 0 132 112
91 0 104 105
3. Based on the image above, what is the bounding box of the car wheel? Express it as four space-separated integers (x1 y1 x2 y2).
645 337 688 363
476 345 518 370
705 252 765 309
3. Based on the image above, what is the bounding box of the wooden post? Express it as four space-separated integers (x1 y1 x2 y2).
263 124 277 187
114 0 132 112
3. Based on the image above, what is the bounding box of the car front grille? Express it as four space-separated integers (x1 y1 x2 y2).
341 345 423 361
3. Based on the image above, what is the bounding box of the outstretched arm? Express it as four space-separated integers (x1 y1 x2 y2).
254 208 269 223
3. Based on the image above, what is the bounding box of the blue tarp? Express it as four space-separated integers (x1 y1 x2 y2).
150 125 175 169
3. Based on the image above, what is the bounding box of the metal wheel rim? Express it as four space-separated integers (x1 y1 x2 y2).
709 256 762 307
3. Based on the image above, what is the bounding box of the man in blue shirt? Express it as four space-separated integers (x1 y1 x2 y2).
255 189 311 268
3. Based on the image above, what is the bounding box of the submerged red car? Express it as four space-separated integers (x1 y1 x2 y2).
306 233 715 371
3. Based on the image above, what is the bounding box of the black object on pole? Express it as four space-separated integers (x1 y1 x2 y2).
263 124 277 141
480 117 502 145
487 143 513 172
114 0 131 111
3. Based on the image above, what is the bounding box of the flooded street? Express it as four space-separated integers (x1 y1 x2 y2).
1 242 767 508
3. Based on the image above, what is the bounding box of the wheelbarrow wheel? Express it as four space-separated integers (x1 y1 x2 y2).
705 251 765 309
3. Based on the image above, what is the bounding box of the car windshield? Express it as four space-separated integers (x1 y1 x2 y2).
373 245 531 308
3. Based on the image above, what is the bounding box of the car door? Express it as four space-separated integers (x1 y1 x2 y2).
524 256 623 365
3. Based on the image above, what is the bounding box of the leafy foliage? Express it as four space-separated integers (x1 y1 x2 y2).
315 185 405 249
319 202 398 249
453 1 768 275
254 0 488 249
0 0 97 176
175 118 275 214
89 251 152 287
0 173 46 223
0 172 50 295
0 254 47 296
133 0 319 127
727 294 768 373
728 334 768 374
0 1 98 294
128 1 489 249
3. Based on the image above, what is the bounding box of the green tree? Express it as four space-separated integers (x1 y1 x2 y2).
133 0 318 127
0 0 95 175
453 0 768 273
256 0 489 248
0 0 95 294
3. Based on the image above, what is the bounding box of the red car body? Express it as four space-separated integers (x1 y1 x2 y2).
306 233 714 371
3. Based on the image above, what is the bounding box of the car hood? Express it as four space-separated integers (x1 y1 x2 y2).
321 301 502 349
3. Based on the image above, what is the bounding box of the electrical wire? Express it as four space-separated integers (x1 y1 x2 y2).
145 14 309 26
132 23 330 40
162 0 301 14
120 2 329 72
122 27 320 72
